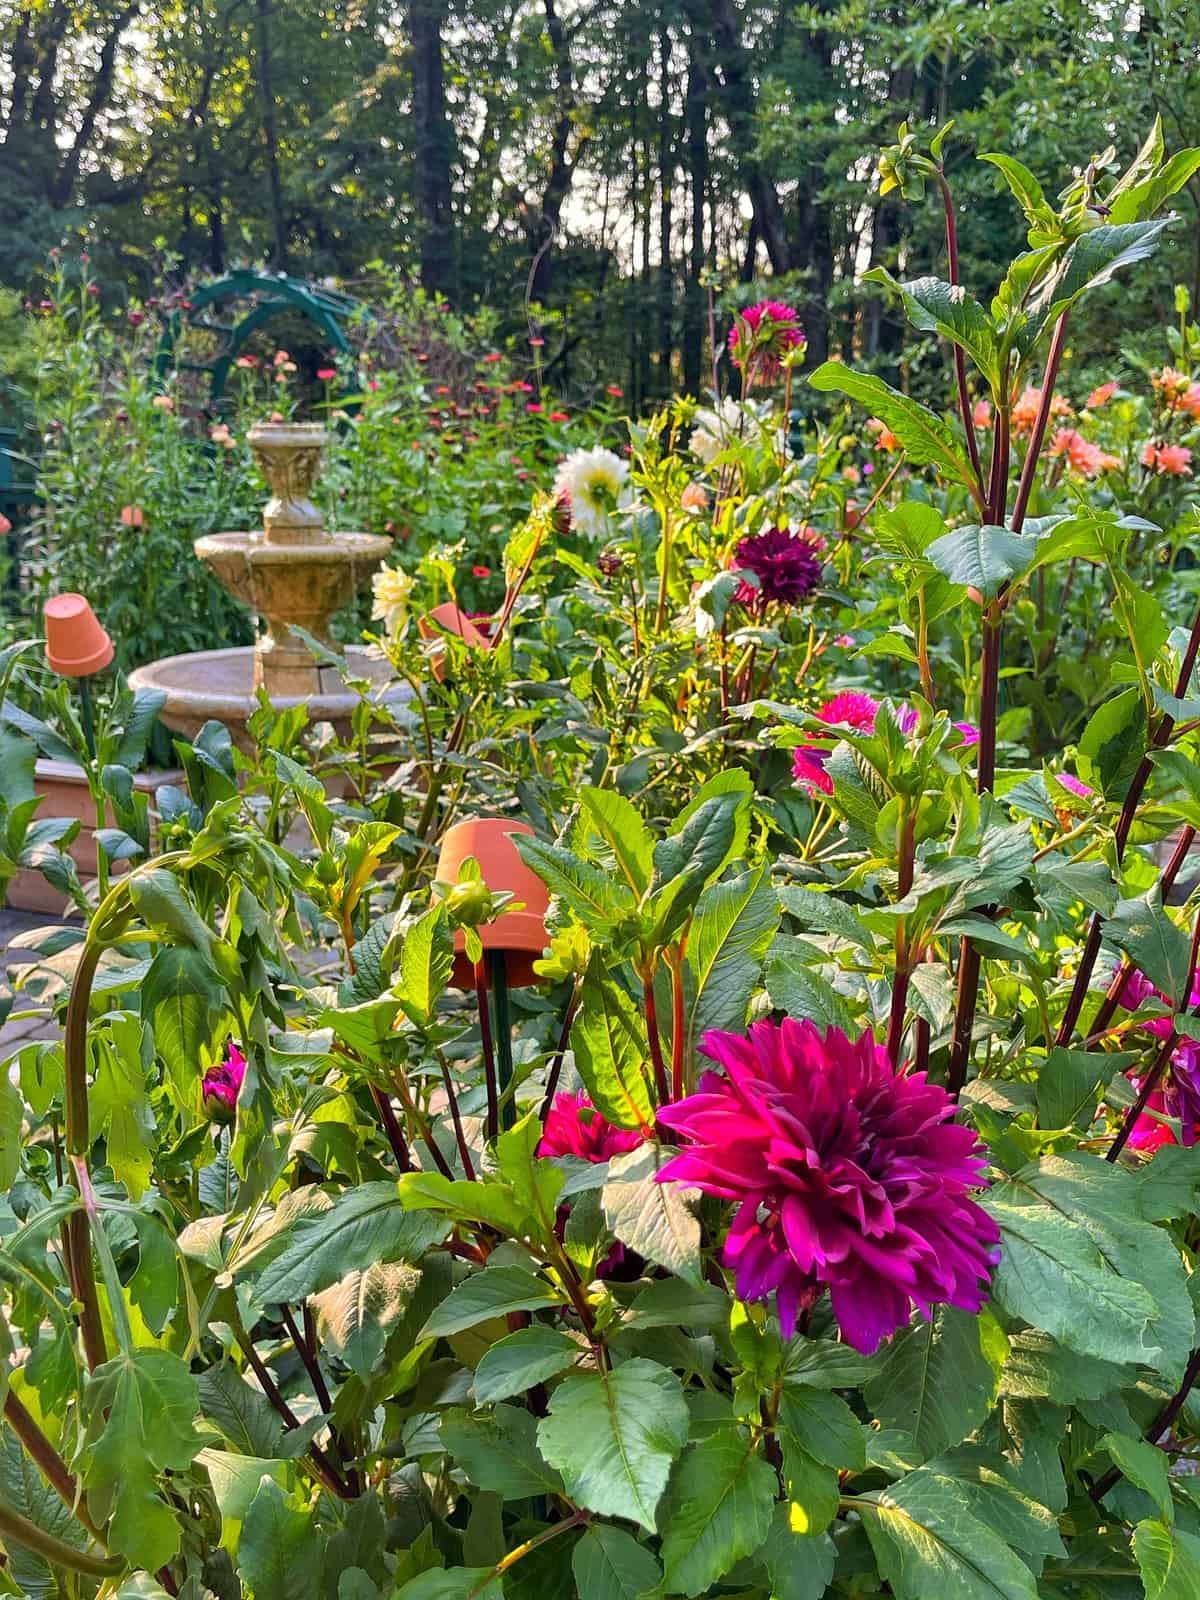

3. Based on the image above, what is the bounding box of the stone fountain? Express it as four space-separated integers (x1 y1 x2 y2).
129 421 395 748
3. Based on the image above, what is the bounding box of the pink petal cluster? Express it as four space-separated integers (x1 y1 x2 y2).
1152 367 1200 416
1012 386 1070 435
656 1020 1000 1352
1085 381 1119 409
202 1042 246 1124
1049 427 1120 478
791 695 979 795
727 301 805 381
538 1093 643 1162
1117 968 1200 1146
1142 441 1193 476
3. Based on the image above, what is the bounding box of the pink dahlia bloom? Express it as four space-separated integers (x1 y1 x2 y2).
793 696 978 795
538 1093 643 1162
727 301 805 382
1126 1087 1177 1153
735 528 822 616
656 1020 1000 1353
1116 969 1200 1145
202 1042 246 1124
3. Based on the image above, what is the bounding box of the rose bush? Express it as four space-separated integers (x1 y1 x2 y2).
5 125 1200 1599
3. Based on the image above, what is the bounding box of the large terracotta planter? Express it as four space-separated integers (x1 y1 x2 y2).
419 603 489 683
5 761 184 914
436 818 549 988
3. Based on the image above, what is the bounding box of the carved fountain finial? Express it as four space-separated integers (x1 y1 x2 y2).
248 420 331 544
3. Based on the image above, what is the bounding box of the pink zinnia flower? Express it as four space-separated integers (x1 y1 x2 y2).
316 367 336 381
727 301 805 382
1086 382 1118 409
538 1094 643 1162
734 528 821 617
656 1020 1000 1352
202 1042 246 1124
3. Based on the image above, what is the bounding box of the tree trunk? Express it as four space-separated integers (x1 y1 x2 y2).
254 0 289 269
526 0 582 308
408 0 456 296
682 37 708 395
656 20 674 390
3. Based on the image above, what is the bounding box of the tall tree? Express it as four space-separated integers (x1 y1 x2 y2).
408 0 457 295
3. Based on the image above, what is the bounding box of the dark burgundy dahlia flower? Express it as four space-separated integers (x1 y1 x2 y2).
734 528 822 616
656 1019 1000 1353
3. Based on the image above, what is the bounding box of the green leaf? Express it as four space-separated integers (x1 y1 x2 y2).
394 1570 503 1600
808 364 980 499
1036 220 1172 323
779 1388 866 1472
983 1189 1158 1368
473 1326 582 1404
1099 1432 1172 1522
862 271 999 387
1077 688 1147 800
512 835 636 934
1035 1048 1114 1130
602 1144 702 1281
686 865 779 1054
239 1479 321 1600
649 792 744 944
857 1471 1040 1599
0 1072 23 1192
250 1184 447 1304
1134 1519 1200 1599
0 1427 89 1599
89 1014 156 1199
572 959 655 1132
440 1404 563 1499
571 1524 661 1600
84 1349 205 1572
538 1358 689 1531
864 1308 995 1463
1105 892 1194 1009
421 1265 563 1339
658 1425 777 1596
874 502 948 562
762 1504 836 1600
1109 149 1200 225
925 525 1037 601
763 955 853 1031
398 906 454 1025
579 786 655 895
776 884 876 952
979 153 1057 237
198 1365 286 1457
312 1262 422 1381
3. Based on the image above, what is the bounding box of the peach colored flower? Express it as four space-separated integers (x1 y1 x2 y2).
1153 367 1193 405
1012 386 1070 435
1086 382 1118 408
680 482 709 513
151 394 174 412
273 349 291 366
0 514 12 536
235 354 258 368
1049 428 1114 478
1143 441 1192 475
972 399 992 429
120 505 144 527
866 417 900 451
842 465 861 485
1180 385 1200 419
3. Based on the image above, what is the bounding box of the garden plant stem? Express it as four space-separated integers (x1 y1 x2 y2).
489 951 515 1131
475 960 500 1140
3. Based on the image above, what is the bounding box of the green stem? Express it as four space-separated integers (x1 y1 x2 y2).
0 1492 122 1578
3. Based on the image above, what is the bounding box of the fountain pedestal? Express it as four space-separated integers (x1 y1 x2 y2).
129 422 397 748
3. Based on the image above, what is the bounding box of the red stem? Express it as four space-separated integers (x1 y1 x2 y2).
937 172 985 501
539 988 580 1122
643 975 671 1105
669 947 687 1099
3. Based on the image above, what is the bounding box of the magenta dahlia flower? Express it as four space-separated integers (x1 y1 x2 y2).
538 1093 643 1161
735 528 822 617
202 1042 246 1124
727 301 806 382
1116 968 1200 1144
793 697 978 795
656 1019 1000 1353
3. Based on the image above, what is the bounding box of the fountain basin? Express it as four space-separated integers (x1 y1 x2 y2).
128 644 408 751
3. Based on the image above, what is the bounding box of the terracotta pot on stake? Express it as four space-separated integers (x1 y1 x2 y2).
435 818 549 1135
418 602 489 683
44 593 114 754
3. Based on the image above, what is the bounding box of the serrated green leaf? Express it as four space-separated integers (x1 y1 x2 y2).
926 525 1038 601
602 1144 701 1280
421 1265 562 1339
658 1424 777 1596
856 1471 1040 1599
571 1524 661 1600
865 1308 995 1463
472 1326 582 1404
239 1478 321 1600
440 1404 563 1499
538 1359 689 1531
808 364 980 499
1134 1518 1200 1599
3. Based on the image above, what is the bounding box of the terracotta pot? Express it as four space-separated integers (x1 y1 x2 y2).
436 818 549 988
5 760 184 913
43 594 113 677
419 602 489 683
